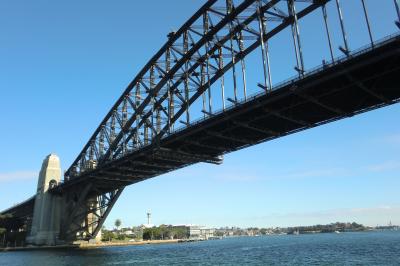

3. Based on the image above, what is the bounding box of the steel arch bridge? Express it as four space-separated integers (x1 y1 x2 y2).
2 0 400 244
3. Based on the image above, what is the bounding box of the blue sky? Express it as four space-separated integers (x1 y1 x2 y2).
1 0 399 229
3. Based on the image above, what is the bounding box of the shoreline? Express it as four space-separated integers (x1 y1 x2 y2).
0 244 80 252
80 239 182 249
0 239 186 252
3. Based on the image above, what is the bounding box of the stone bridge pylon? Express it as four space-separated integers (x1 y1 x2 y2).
26 154 62 245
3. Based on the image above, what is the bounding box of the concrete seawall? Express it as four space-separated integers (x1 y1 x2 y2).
0 239 185 252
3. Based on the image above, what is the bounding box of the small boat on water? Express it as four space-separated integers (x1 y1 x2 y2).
334 231 341 234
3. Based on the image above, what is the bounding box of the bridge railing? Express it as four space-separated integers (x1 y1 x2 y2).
64 0 400 181
171 31 400 137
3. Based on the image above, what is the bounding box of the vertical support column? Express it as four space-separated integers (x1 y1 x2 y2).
218 46 226 110
288 0 305 76
203 12 212 115
108 112 116 161
183 31 190 124
89 142 94 163
166 47 174 133
99 127 104 157
135 82 141 148
80 153 86 173
88 142 96 169
85 197 102 242
322 5 335 62
395 0 400 28
237 31 247 100
201 64 206 117
89 189 124 242
257 0 272 91
143 78 149 145
156 110 161 135
122 98 128 154
335 0 350 56
144 126 149 145
149 65 155 139
200 14 207 117
360 0 374 47
110 113 116 144
226 0 238 103
122 98 127 127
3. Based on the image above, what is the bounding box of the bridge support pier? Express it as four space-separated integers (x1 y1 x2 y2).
25 154 104 245
26 154 62 246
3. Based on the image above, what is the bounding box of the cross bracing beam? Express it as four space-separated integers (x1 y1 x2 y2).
181 139 228 152
61 188 124 241
290 86 347 116
263 107 310 127
231 119 279 136
344 73 392 105
154 147 223 165
117 166 162 175
92 176 133 185
126 161 177 170
205 130 257 145
96 171 147 180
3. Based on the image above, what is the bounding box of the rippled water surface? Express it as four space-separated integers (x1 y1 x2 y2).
1 231 400 265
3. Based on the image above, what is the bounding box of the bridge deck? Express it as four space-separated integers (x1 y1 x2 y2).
0 196 35 231
54 35 400 196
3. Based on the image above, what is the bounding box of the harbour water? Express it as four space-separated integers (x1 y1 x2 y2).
1 231 399 265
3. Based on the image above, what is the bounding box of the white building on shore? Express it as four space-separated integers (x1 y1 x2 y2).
186 225 215 240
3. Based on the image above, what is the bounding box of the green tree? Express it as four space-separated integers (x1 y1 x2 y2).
115 219 122 230
117 234 126 241
0 214 12 246
101 230 116 242
142 228 153 240
0 214 11 232
142 226 189 241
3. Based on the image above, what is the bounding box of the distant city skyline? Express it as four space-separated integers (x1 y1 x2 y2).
104 209 399 230
1 1 399 229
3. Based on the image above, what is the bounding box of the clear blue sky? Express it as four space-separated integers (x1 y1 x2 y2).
1 0 399 229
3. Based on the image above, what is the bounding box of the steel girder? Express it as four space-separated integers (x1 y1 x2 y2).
59 185 123 242
65 0 331 179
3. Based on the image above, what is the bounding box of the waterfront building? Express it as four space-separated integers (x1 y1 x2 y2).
187 225 215 240
200 228 215 239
